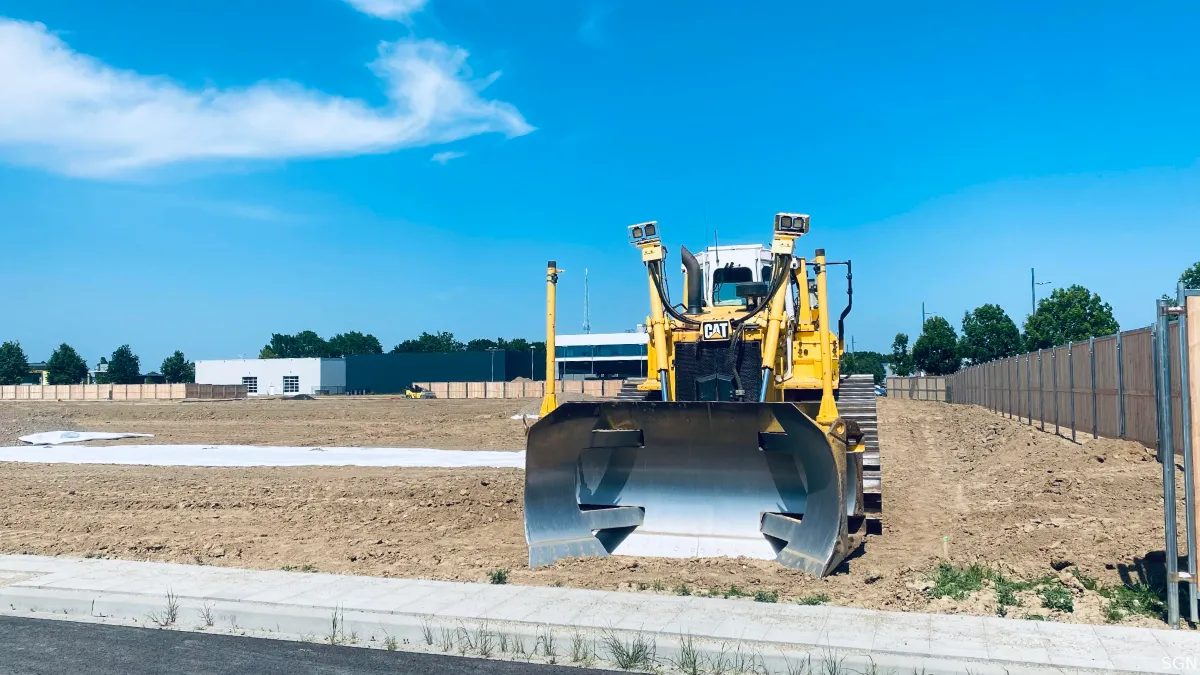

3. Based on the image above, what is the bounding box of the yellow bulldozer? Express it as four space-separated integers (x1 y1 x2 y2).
524 213 880 577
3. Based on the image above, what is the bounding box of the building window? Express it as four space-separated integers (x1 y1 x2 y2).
283 376 299 394
242 377 258 394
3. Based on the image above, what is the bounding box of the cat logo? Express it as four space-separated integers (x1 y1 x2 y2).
701 320 732 341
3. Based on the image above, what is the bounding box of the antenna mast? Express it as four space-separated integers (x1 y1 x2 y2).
583 267 592 334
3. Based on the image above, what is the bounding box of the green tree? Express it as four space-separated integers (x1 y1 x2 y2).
106 345 142 385
327 331 383 357
258 346 278 359
46 344 88 385
390 331 466 353
1179 261 1200 290
466 338 501 351
261 331 331 358
0 341 29 385
1023 285 1119 350
160 351 196 383
913 317 960 375
889 333 914 377
841 350 887 384
959 304 1021 365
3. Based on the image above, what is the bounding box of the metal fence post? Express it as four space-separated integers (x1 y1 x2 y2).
1090 337 1098 440
1026 354 1033 426
1069 342 1077 442
1053 350 1059 435
1117 332 1126 439
1154 304 1181 629
1179 307 1198 624
1038 350 1045 432
1007 359 1013 419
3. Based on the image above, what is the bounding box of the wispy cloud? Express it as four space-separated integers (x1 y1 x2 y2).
343 0 427 21
0 18 533 178
431 150 466 164
579 3 612 48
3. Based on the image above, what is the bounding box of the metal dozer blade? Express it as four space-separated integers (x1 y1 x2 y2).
524 401 864 578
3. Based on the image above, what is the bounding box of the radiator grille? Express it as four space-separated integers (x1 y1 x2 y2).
674 340 762 401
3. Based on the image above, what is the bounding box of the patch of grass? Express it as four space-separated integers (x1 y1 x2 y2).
511 633 528 659
570 629 595 665
669 634 702 675
419 617 435 646
1024 614 1046 621
1039 584 1074 613
796 593 830 606
721 585 750 599
147 591 179 628
198 601 215 628
675 583 692 596
782 653 813 675
487 568 509 585
437 626 456 652
281 563 319 573
730 643 763 673
537 625 558 661
1101 582 1166 621
993 573 1037 617
1069 568 1100 591
819 648 847 675
753 589 779 603
326 606 347 645
498 631 511 654
600 629 657 671
927 562 989 600
384 635 398 651
652 579 666 592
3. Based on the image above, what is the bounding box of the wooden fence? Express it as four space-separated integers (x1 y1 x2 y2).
885 376 948 401
895 323 1187 450
0 383 247 401
411 379 626 399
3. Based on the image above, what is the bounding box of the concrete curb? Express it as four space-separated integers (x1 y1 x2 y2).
0 556 1194 674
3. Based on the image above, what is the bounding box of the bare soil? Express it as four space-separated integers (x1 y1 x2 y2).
0 398 530 450
0 398 1176 626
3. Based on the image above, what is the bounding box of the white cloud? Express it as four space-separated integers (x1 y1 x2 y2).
0 18 533 177
343 0 427 20
431 150 466 164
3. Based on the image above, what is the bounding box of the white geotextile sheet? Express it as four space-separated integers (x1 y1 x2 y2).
0 444 525 468
19 431 154 445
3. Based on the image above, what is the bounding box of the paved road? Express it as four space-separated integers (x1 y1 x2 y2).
0 616 609 675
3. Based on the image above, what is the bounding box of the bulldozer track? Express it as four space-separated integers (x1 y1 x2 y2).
836 374 882 532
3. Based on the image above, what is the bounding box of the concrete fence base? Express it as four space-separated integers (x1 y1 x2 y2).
411 379 625 399
0 384 246 401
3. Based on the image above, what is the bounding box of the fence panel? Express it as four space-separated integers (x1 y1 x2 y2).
1123 328 1156 447
1070 340 1092 439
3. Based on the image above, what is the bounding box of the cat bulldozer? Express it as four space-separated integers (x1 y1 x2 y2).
524 213 880 577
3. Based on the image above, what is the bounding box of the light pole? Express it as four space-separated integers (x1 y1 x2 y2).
488 347 501 382
922 302 938 326
1031 268 1051 314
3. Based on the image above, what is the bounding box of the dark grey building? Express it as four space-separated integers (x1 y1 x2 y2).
344 350 545 394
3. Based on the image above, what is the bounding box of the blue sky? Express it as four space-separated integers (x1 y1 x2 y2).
1 0 1197 368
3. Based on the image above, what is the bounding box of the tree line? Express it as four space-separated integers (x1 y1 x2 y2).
259 330 546 359
888 261 1200 377
0 342 195 386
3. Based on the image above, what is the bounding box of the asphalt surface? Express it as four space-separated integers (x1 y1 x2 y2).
0 616 611 675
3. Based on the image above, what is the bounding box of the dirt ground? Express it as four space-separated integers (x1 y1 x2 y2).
0 397 1177 627
0 398 531 450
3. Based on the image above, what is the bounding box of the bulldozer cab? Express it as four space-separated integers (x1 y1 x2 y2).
524 213 879 577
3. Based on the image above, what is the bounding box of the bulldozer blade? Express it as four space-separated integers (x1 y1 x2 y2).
524 401 861 577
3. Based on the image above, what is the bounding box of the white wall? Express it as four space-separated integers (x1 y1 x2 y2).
196 358 339 396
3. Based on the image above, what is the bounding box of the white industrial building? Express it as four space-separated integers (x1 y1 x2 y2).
195 358 346 396
555 331 649 380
